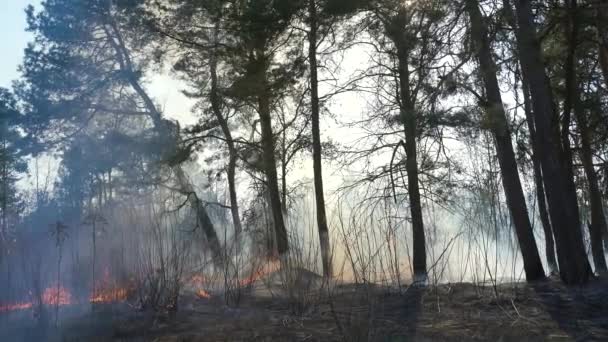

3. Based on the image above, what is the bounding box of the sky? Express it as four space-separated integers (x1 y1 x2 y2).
0 1 37 88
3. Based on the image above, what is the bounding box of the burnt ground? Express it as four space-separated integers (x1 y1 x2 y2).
2 276 608 341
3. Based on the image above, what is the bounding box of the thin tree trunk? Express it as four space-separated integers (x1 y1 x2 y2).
522 79 558 274
173 168 223 261
561 0 581 222
598 0 608 89
105 14 223 263
108 169 112 202
596 0 608 249
280 116 288 215
256 51 289 255
510 0 592 284
574 100 608 273
209 23 243 237
565 0 608 273
308 0 332 278
390 8 427 282
1 119 7 245
466 0 545 280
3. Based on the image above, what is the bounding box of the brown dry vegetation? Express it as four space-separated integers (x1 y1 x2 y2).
26 276 607 342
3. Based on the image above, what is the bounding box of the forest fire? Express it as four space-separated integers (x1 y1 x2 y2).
0 286 72 313
0 302 33 313
0 284 129 314
0 269 132 314
195 289 211 299
239 261 281 287
42 286 72 306
90 268 131 304
89 288 128 303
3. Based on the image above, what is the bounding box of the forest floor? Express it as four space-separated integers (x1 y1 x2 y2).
2 274 608 341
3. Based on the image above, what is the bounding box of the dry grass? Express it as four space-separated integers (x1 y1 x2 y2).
7 276 602 342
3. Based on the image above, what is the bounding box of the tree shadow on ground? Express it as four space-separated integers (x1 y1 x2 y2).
327 283 424 342
531 277 608 341
388 285 424 342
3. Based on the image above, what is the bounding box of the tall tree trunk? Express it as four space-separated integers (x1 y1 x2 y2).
598 0 608 89
510 0 592 284
522 79 558 274
561 0 581 222
209 26 243 237
466 0 545 281
390 8 427 282
308 0 332 278
280 116 288 215
1 119 7 241
0 119 7 257
105 13 224 262
574 102 608 273
257 52 289 255
597 0 608 250
174 167 223 262
565 0 608 273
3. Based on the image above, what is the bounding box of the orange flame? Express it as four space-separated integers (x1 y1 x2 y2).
89 267 131 304
0 286 72 313
89 288 128 303
42 286 72 305
195 289 211 299
239 261 281 287
0 302 33 313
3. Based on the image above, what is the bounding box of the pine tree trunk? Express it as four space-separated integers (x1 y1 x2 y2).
466 0 545 281
522 80 558 274
308 0 332 278
105 16 224 262
566 0 608 273
561 0 582 227
598 0 608 89
174 167 224 262
597 1 608 249
209 28 243 237
391 8 427 282
257 52 289 255
510 0 592 284
574 102 608 273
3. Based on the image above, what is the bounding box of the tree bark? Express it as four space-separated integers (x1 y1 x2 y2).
561 0 582 223
565 0 608 273
209 25 243 237
597 0 608 249
105 14 224 263
174 167 223 262
390 8 427 282
576 110 608 273
256 51 289 255
308 0 332 278
598 0 608 89
466 0 545 281
510 0 592 284
522 79 558 274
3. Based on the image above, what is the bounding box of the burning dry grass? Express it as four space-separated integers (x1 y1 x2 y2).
56 278 608 341
2 272 608 341
0 286 72 313
0 269 133 314
194 289 211 299
90 268 133 304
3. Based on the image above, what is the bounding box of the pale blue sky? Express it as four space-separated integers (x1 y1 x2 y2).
0 1 37 88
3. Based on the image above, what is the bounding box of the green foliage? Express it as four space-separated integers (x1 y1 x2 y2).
0 88 27 232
